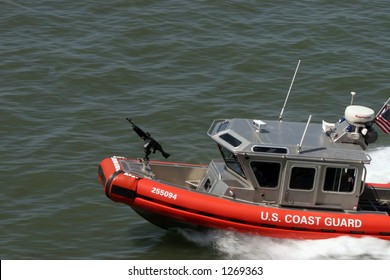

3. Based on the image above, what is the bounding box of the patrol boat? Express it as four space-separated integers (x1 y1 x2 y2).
98 81 390 240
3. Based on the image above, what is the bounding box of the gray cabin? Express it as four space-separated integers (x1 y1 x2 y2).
199 114 375 212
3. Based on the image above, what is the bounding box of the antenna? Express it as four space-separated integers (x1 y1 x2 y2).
297 114 312 153
350 91 356 105
279 59 301 122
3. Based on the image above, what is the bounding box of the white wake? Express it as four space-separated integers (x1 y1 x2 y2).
366 146 390 184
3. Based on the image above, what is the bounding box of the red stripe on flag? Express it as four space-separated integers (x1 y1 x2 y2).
374 105 390 134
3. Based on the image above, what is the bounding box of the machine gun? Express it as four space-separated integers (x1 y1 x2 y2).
126 118 170 161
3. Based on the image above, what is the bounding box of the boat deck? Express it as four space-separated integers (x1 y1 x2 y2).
358 185 390 214
358 199 390 214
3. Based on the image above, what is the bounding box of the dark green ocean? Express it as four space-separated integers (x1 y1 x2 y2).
1 0 389 259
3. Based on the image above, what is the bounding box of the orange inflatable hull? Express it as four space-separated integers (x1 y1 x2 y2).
98 157 390 240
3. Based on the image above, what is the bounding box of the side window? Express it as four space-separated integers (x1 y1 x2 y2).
251 161 280 188
324 167 356 193
289 167 315 190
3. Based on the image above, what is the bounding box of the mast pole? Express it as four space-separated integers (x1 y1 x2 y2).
279 59 301 122
297 114 312 153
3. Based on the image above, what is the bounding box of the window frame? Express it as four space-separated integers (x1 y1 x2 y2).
323 166 357 193
218 145 246 179
288 166 316 191
250 160 281 189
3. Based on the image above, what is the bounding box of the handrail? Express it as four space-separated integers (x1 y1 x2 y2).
207 119 228 137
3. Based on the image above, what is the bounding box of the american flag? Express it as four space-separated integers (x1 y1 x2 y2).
374 100 390 134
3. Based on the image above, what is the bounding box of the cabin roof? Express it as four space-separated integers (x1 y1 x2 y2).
208 118 371 163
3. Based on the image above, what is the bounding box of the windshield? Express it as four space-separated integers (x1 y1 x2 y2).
218 145 246 178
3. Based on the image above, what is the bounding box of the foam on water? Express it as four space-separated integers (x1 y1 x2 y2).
220 232 390 260
178 227 390 259
179 146 390 260
366 146 390 184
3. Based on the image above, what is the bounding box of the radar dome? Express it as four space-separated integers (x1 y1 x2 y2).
344 105 375 125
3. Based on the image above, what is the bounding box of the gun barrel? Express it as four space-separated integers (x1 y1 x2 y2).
126 118 135 125
127 118 149 139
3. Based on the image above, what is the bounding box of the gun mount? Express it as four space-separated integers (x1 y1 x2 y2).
126 118 170 176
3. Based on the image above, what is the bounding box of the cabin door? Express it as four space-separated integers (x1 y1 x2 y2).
280 162 319 207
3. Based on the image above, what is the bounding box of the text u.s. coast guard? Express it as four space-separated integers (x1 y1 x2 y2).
260 211 362 228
